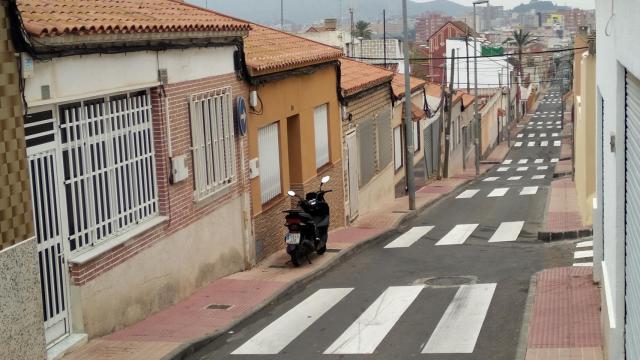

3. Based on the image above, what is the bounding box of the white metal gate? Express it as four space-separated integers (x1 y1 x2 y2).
625 71 640 359
346 131 359 221
25 110 70 345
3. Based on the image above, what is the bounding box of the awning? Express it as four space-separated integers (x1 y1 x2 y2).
403 103 427 122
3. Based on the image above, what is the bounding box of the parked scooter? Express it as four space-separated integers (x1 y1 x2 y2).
283 176 332 267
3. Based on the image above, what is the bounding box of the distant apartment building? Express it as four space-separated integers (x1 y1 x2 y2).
415 12 452 44
559 8 594 34
426 21 478 83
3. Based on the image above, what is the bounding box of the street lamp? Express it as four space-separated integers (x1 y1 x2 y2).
402 0 416 210
472 0 489 176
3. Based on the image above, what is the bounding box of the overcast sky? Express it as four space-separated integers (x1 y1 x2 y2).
414 0 594 9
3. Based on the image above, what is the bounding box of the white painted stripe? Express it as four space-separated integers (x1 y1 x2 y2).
532 175 546 180
573 262 594 267
483 177 500 182
540 133 547 138
489 221 525 242
575 250 594 259
507 176 522 181
435 224 479 246
324 286 423 354
514 142 522 147
551 158 559 163
497 167 509 172
233 288 353 355
528 133 535 138
488 188 509 197
537 166 549 170
520 186 539 195
554 141 562 147
556 126 562 129
527 141 535 147
502 159 513 165
552 133 560 137
535 159 544 164
385 226 434 248
516 134 523 138
546 126 554 129
457 189 480 199
422 283 497 354
540 141 549 146
518 159 529 164
517 167 528 172
577 240 594 248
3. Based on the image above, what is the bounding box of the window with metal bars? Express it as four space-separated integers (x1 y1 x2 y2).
189 87 237 201
258 122 282 204
59 91 158 253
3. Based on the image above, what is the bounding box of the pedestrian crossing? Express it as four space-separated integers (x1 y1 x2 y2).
232 283 499 356
455 186 539 199
483 175 546 181
436 224 479 245
514 140 561 147
573 240 594 267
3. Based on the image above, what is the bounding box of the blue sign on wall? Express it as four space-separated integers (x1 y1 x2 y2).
236 96 248 136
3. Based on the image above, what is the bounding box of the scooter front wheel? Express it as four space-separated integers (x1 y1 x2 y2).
316 244 327 255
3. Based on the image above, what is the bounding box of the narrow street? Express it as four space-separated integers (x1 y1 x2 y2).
187 90 575 359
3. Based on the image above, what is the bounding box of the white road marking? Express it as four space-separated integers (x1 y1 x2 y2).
556 126 562 129
457 189 480 199
574 250 594 259
537 166 549 170
573 262 594 267
551 158 559 162
540 141 549 146
517 167 528 172
554 141 562 147
497 167 509 172
436 224 479 246
232 288 353 355
577 240 594 248
552 133 560 137
520 186 539 195
422 283 497 354
540 133 547 138
483 177 500 182
488 188 509 197
518 159 529 164
528 133 535 138
535 159 544 164
532 175 546 180
502 159 513 165
489 221 525 242
508 176 522 180
324 286 423 354
517 134 523 138
514 142 522 147
385 226 434 248
527 141 536 147
546 126 554 129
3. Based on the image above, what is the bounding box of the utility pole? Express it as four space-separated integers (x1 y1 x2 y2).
443 49 456 179
402 0 415 210
465 27 471 93
383 10 387 67
350 8 355 57
281 0 284 30
473 1 488 176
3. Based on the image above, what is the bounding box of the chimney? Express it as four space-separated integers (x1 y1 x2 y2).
324 18 337 31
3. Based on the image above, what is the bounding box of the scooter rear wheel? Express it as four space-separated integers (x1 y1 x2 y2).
316 245 327 255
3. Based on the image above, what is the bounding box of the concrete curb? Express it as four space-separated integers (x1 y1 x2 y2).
163 164 503 360
515 272 538 360
538 228 593 242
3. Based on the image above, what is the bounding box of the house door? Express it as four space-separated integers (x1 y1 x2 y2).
25 109 71 346
346 131 359 221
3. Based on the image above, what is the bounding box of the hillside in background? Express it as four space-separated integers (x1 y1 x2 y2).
512 0 569 13
191 0 470 25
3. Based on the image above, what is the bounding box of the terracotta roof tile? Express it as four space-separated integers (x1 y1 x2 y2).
16 0 250 38
425 82 443 98
453 90 475 107
339 58 394 97
391 73 426 99
244 24 343 77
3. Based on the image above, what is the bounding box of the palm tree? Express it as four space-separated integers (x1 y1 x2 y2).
353 20 373 39
502 29 537 76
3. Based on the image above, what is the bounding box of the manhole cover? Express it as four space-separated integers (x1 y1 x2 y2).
414 276 477 288
207 304 232 310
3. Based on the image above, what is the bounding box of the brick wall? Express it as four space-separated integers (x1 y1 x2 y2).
0 3 33 250
69 72 251 285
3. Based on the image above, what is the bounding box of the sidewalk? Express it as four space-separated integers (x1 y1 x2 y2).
60 147 506 360
523 267 603 360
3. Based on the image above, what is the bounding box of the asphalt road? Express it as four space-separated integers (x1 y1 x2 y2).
187 89 575 360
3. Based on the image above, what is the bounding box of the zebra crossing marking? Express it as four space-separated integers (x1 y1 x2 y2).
537 166 549 170
231 288 353 355
528 133 535 138
532 175 546 180
488 188 509 197
517 167 528 172
577 240 594 248
534 159 544 164
324 286 424 354
488 221 525 242
457 189 480 199
540 141 549 146
502 159 513 165
574 262 594 267
422 283 497 354
574 250 594 259
540 133 547 138
385 226 434 248
527 141 535 147
497 167 509 172
435 224 479 246
483 177 500 182
551 158 559 163
514 142 523 147
518 159 529 164
520 186 539 195
517 134 523 138
554 141 562 147
508 176 522 181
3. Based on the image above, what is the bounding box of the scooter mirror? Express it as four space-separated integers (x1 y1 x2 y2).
287 190 296 197
321 176 331 184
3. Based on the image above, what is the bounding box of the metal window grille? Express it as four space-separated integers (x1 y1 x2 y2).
189 87 236 201
314 104 330 168
59 91 158 253
357 119 376 186
376 109 392 169
258 122 282 203
394 126 403 171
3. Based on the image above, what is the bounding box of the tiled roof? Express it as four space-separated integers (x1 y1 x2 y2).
453 90 475 107
339 58 394 98
244 24 343 77
391 73 427 99
16 0 250 38
425 83 442 98
403 102 427 122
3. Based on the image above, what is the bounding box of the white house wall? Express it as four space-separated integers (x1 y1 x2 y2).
595 1 640 359
446 39 509 90
25 46 236 105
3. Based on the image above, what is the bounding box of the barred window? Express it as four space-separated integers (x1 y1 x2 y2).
189 87 236 201
59 91 158 253
258 122 282 203
314 104 330 168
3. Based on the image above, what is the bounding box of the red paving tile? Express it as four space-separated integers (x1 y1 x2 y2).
544 178 588 233
528 267 602 348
